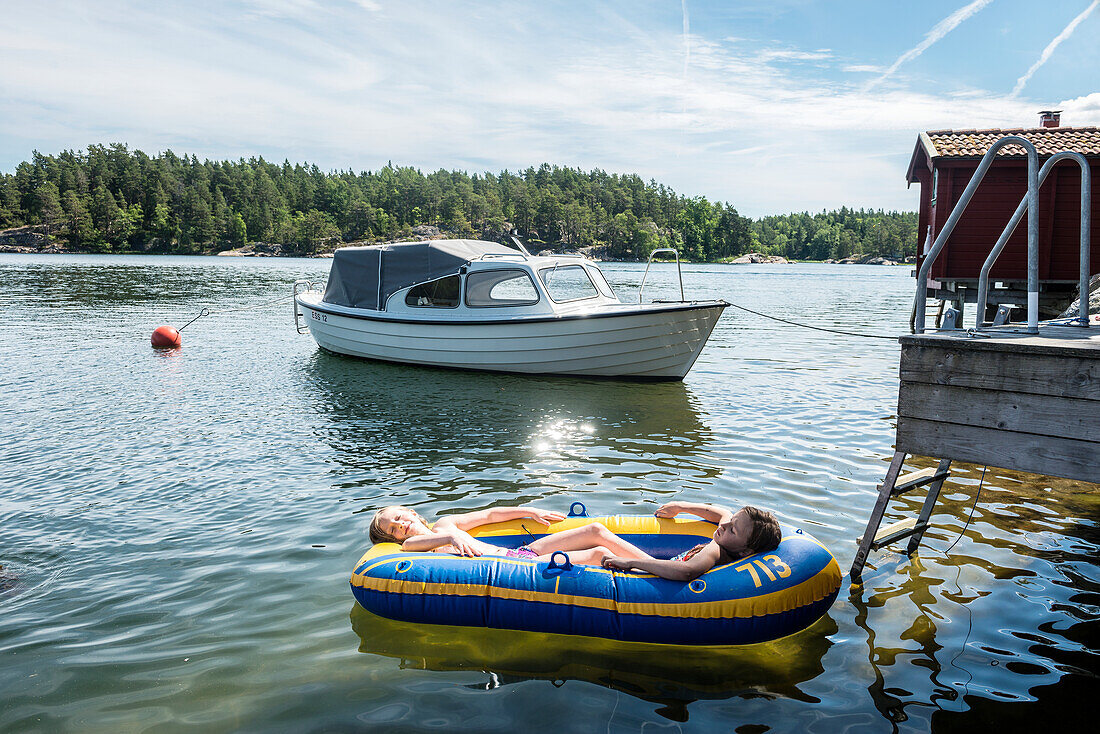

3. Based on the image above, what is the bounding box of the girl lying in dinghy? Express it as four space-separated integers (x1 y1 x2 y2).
602 501 781 580
369 505 653 566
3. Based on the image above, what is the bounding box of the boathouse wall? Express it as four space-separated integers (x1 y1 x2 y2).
907 127 1100 284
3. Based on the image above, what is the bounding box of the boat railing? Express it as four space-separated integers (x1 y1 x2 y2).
477 253 530 262
974 151 1091 328
639 248 685 303
913 135 1040 334
293 279 321 333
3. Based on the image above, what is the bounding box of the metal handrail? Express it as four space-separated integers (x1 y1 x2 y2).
293 279 318 333
638 248 685 303
975 151 1092 328
913 135 1039 334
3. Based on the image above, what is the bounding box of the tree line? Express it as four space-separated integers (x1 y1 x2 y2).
0 144 917 260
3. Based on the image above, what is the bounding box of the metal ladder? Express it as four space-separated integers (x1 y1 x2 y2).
850 452 953 583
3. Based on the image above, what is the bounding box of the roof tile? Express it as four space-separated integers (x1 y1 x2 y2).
925 127 1100 158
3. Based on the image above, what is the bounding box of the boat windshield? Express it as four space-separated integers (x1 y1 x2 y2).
539 265 599 303
585 265 618 301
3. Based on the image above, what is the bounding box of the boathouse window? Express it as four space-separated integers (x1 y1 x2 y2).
405 275 460 308
465 269 540 307
539 265 599 302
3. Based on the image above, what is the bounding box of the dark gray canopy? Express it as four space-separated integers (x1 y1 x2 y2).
322 239 518 310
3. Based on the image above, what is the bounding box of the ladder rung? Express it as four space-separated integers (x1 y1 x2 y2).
880 468 950 496
858 517 917 546
870 518 926 551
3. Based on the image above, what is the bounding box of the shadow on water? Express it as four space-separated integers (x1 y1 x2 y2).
350 604 837 722
301 349 718 500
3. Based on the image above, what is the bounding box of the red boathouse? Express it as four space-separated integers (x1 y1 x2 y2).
906 113 1100 318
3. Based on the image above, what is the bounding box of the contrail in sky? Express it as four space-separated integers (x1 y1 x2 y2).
681 0 690 81
865 0 994 90
1011 0 1098 97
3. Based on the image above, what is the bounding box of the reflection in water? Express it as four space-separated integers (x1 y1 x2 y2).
4 256 316 309
850 462 1099 730
350 604 836 722
303 349 717 507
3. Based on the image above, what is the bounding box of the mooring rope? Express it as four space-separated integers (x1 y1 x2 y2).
725 301 900 340
176 294 295 331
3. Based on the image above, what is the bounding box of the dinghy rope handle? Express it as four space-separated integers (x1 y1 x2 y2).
567 502 588 518
547 551 572 571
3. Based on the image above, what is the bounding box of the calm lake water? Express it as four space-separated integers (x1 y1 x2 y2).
1 255 1095 733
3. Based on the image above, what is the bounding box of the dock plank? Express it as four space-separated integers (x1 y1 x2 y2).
900 346 1100 401
896 418 1100 483
900 324 1100 359
898 383 1100 441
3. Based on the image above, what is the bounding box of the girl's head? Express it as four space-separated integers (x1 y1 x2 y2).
713 506 781 560
369 506 429 544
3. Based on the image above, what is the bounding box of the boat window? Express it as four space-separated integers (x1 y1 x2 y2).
405 275 460 308
539 265 599 302
586 265 617 300
466 269 540 307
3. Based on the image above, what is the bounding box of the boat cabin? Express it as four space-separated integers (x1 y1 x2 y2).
906 116 1099 318
322 239 621 318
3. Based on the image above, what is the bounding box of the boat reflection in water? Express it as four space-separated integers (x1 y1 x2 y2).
350 604 837 722
301 350 719 496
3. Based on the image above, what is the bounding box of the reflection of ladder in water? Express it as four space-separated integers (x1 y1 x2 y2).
850 452 952 583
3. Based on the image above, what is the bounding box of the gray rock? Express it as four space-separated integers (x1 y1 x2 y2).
730 252 789 264
1059 274 1100 318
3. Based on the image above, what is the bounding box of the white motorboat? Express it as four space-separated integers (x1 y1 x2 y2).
293 239 727 380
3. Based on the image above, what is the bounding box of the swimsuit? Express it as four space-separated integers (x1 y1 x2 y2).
503 545 538 560
671 544 706 562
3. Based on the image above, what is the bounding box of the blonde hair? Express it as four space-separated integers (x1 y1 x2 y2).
369 505 423 545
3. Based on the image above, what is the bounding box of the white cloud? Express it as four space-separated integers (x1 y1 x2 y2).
0 0 1090 216
1058 92 1100 124
1011 1 1099 97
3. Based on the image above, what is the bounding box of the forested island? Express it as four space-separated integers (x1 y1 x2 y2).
0 144 917 261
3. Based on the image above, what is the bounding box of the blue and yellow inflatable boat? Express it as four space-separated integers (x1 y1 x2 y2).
350 506 841 645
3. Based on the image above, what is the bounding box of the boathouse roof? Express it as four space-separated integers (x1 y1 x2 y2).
906 126 1100 183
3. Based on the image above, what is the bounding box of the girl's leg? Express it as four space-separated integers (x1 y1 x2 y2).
527 523 654 560
536 546 612 566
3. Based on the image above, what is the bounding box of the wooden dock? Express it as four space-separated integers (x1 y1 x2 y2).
898 323 1099 482
851 321 1099 581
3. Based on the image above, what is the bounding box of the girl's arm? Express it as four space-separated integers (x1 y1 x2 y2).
654 501 733 524
401 532 481 556
447 506 566 531
602 544 722 581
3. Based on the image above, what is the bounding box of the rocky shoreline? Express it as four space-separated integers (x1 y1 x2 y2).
823 254 915 266
1 225 916 265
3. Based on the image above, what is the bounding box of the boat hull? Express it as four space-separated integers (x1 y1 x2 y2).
296 295 727 380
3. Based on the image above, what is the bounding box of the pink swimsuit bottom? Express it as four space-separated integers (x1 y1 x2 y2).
503 545 538 560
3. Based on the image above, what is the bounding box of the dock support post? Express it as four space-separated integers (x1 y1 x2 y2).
850 451 906 583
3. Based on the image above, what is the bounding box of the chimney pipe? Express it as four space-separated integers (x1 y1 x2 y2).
1039 110 1062 128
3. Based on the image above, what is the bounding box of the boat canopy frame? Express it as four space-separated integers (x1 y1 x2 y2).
322 239 519 311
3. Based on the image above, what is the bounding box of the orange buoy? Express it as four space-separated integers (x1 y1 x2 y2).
151 325 182 348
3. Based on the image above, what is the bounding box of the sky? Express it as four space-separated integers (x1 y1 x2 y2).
1 0 1097 216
